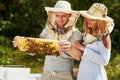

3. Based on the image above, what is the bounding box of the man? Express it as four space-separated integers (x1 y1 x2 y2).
13 0 82 80
40 1 82 80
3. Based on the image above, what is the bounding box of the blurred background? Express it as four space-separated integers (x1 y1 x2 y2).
0 0 120 80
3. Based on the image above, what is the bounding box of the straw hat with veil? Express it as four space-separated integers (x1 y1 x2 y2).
79 3 114 44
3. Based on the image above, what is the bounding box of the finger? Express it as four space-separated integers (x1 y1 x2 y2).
58 41 63 47
61 48 69 52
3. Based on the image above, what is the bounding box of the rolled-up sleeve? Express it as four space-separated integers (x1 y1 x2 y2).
72 29 82 43
82 41 111 66
39 28 48 38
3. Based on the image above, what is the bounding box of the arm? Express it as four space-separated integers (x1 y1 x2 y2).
81 35 111 66
12 28 47 56
68 29 83 60
69 43 83 61
102 34 111 49
58 40 83 61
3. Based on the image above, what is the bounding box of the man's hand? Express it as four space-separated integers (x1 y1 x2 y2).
12 36 19 48
58 40 71 54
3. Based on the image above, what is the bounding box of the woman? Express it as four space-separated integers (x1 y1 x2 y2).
59 3 114 80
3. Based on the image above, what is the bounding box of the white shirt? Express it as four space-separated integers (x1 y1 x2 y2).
77 41 111 80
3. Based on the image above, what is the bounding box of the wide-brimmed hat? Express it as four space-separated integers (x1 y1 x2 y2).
79 3 113 21
80 3 114 34
45 0 78 14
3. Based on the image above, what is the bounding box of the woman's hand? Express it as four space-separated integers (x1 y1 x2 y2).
73 40 85 52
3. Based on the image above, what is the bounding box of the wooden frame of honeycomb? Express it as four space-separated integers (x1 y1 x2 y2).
16 36 59 56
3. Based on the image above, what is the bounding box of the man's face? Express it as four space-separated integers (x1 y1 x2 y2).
55 12 71 28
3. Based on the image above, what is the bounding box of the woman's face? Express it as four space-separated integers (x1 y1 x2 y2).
86 18 98 29
55 12 71 29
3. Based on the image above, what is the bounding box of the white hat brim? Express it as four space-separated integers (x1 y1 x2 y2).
79 11 113 21
45 7 78 14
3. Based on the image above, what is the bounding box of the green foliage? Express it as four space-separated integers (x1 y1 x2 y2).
106 53 120 80
111 29 120 52
0 0 47 37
